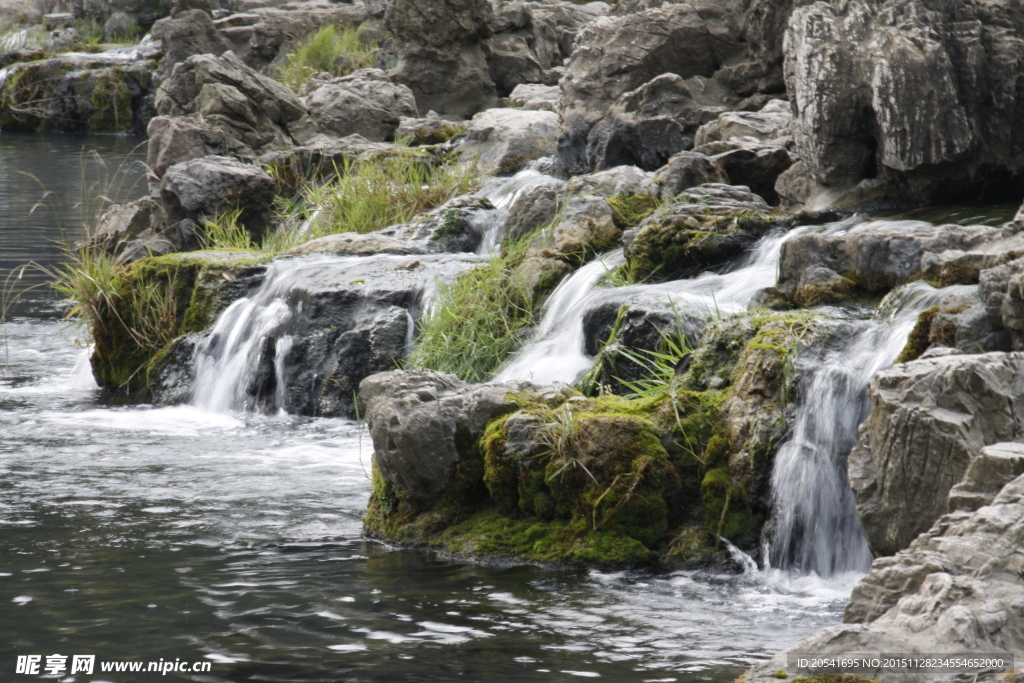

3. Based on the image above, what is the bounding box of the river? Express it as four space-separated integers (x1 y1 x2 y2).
0 133 953 683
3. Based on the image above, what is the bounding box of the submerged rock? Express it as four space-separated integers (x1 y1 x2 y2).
849 351 1024 557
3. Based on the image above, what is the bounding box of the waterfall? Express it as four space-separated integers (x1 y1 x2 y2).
767 282 976 575
188 254 477 413
475 169 565 256
495 228 800 385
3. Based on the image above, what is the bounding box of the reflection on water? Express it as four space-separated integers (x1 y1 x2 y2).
878 200 1019 227
0 132 147 317
0 316 855 682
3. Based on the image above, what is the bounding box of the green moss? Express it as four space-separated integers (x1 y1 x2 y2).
607 194 659 231
87 68 133 133
896 306 938 363
91 250 271 394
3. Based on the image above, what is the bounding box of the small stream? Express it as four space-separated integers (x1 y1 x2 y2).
2 136 1016 682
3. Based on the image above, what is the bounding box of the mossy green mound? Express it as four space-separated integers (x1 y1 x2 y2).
91 250 272 395
365 308 838 569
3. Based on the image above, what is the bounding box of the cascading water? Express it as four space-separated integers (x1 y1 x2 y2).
766 282 976 575
189 253 478 413
475 169 565 256
495 227 803 384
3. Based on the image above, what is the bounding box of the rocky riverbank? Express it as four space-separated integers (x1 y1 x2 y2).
7 0 1024 678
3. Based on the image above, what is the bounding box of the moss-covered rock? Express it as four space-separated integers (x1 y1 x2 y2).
622 184 777 281
362 308 841 569
91 250 271 395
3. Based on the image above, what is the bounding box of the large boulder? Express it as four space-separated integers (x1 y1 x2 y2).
848 352 1024 558
653 151 729 196
784 0 1024 205
152 9 231 79
385 0 497 118
456 107 559 175
359 370 540 500
160 155 277 240
154 51 314 156
556 2 748 175
301 69 417 142
745 469 1024 682
777 219 1024 307
146 113 231 188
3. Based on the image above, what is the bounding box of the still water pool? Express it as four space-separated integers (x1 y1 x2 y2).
0 134 859 683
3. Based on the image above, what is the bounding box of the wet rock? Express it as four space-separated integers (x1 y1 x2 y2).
653 151 728 197
784 0 1024 206
154 51 312 155
285 232 427 257
359 370 545 500
848 352 1024 557
504 184 561 240
301 69 417 142
566 165 657 200
543 195 618 258
507 83 559 112
396 111 466 145
514 253 573 300
456 107 559 176
622 183 773 280
745 470 1024 682
778 220 1024 307
160 155 277 241
0 52 156 134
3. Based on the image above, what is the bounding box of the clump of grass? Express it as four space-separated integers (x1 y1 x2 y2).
405 234 535 383
304 150 478 237
278 24 378 92
201 207 305 253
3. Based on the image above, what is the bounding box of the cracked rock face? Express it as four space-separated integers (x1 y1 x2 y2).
784 0 1024 201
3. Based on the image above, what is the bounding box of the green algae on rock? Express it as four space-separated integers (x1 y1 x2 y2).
90 250 271 395
360 309 840 569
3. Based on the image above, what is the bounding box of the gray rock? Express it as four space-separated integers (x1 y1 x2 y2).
160 155 277 241
622 183 773 279
284 232 428 257
848 352 1024 558
43 12 74 29
699 139 795 205
566 165 657 200
653 151 728 197
88 196 169 257
396 110 466 145
948 443 1024 513
778 220 1024 307
385 0 497 118
0 53 156 135
146 113 230 187
784 0 1024 204
507 83 559 112
541 195 618 258
301 68 417 142
456 107 559 176
504 183 561 240
359 369 568 499
154 51 312 155
153 9 231 79
104 12 134 40
745 470 1024 682
693 99 793 147
581 74 739 173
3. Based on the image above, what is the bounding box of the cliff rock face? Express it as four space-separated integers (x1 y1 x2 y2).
784 0 1024 203
849 352 1024 558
